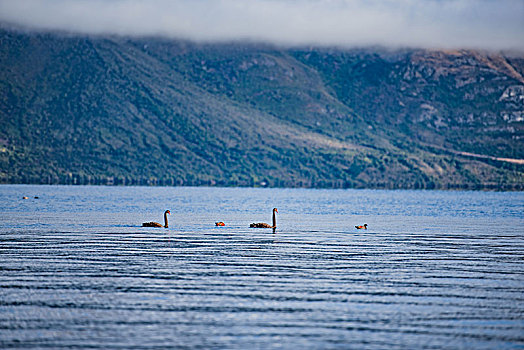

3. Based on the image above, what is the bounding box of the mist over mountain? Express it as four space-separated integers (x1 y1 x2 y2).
1 0 523 50
0 29 523 189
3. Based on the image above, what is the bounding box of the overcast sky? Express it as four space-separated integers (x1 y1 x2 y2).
0 0 522 50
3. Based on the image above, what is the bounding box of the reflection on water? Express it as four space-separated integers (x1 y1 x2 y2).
0 185 523 349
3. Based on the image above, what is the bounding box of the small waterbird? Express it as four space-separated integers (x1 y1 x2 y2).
355 224 368 229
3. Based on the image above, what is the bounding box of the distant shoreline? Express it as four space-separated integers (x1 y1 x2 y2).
1 182 522 192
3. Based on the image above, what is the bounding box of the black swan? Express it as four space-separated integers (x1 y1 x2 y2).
355 224 368 229
250 208 278 228
143 210 170 228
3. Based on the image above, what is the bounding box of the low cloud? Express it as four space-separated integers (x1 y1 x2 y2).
0 0 522 50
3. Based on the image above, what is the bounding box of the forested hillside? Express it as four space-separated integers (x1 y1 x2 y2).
1 29 523 189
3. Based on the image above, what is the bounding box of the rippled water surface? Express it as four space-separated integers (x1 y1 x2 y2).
1 185 523 349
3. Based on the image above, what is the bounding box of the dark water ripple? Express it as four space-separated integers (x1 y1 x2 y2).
1 186 523 349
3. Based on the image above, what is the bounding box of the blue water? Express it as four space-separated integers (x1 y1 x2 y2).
0 185 523 349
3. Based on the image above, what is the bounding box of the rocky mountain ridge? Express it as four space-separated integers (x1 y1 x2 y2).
0 29 522 189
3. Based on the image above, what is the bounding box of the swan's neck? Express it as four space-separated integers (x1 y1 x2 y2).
164 212 169 228
272 211 277 228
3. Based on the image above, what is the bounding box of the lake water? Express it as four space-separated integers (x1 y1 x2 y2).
0 185 523 349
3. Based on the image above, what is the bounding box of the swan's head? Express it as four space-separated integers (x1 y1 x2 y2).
273 208 278 213
165 210 171 215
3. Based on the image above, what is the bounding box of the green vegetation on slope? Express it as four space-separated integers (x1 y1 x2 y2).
0 30 523 189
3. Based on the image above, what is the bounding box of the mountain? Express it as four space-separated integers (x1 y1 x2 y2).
0 29 523 189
